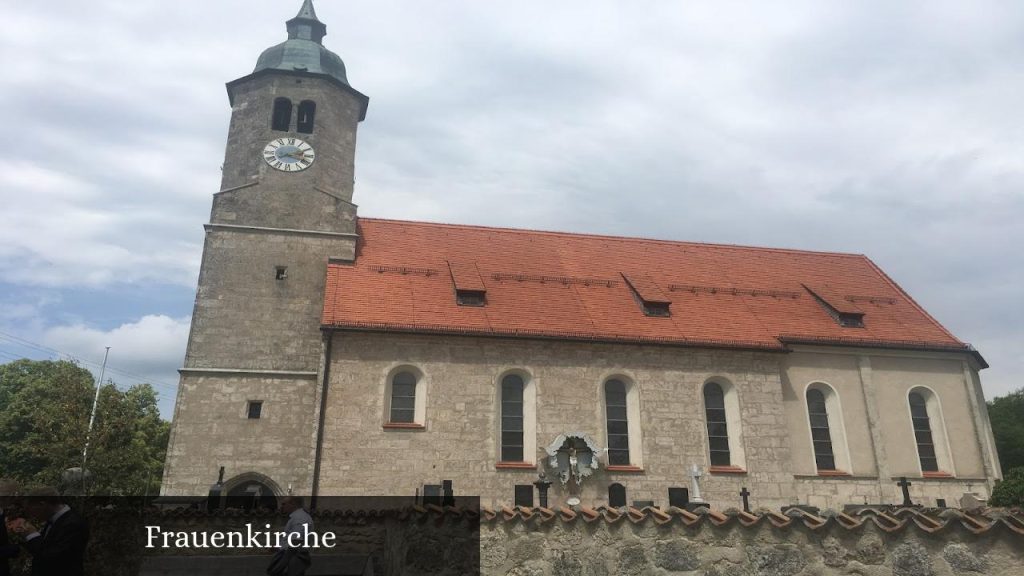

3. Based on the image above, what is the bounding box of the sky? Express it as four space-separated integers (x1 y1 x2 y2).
1 0 1022 418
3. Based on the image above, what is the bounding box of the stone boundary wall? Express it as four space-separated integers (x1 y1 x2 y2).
129 506 1024 576
481 516 1023 576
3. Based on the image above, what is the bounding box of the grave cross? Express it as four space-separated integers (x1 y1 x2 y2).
533 472 553 508
897 476 913 507
740 486 751 513
442 480 455 507
689 464 705 504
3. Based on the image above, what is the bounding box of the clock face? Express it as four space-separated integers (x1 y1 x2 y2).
263 138 315 172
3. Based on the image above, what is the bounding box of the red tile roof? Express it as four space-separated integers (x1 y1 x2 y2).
322 218 968 354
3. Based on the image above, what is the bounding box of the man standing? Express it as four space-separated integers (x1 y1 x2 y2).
13 486 89 576
268 496 312 576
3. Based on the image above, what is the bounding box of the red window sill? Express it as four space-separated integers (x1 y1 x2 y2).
495 462 536 470
709 465 747 475
382 422 425 430
816 470 851 477
922 471 954 478
605 465 644 473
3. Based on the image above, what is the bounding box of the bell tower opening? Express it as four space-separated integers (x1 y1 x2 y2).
297 100 316 133
271 98 293 131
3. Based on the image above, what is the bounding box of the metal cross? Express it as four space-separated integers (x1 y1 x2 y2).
740 486 751 513
897 476 913 507
533 472 553 508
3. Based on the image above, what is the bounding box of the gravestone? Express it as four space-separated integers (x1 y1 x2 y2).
423 484 442 506
668 487 689 508
514 485 534 507
608 483 627 508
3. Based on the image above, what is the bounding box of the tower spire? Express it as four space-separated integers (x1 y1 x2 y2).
295 0 319 21
287 0 327 45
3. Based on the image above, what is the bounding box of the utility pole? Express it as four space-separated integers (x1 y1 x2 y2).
81 346 110 491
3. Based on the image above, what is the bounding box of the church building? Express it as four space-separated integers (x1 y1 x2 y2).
161 1 1003 511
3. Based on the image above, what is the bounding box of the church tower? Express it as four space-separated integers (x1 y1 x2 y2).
161 0 367 497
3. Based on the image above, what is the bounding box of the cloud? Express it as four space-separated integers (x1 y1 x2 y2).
1 0 1022 401
40 315 189 415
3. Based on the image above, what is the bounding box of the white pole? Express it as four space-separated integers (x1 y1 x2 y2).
82 346 111 471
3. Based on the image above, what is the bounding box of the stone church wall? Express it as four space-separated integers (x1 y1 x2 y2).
182 228 353 372
161 372 319 496
319 332 793 509
317 332 994 511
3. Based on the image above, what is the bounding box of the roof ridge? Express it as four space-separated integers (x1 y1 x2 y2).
358 217 868 259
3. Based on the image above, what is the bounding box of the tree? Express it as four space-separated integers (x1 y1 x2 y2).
0 359 170 495
987 389 1024 473
0 359 93 485
989 467 1024 508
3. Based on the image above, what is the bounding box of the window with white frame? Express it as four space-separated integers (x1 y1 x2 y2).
908 387 954 475
498 371 536 464
805 383 851 473
384 368 426 426
703 379 745 469
604 377 642 468
501 374 525 461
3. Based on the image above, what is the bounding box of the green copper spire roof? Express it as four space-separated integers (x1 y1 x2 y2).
253 0 348 85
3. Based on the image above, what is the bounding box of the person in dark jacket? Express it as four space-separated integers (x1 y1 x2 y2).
13 486 89 576
0 479 21 576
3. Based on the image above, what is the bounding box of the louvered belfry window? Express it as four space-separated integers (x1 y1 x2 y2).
704 382 731 466
909 392 939 472
806 388 836 470
501 374 525 462
605 379 630 466
271 97 292 131
389 371 417 423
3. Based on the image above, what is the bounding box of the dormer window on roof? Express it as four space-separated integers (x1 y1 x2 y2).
803 284 865 328
448 261 487 307
622 273 672 317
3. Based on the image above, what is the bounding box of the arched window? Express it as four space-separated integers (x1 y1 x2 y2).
388 371 417 424
501 374 525 462
804 384 851 473
704 382 731 466
271 98 292 131
703 379 746 470
496 371 536 465
909 392 937 472
297 100 316 134
605 379 631 466
908 388 953 475
806 388 836 470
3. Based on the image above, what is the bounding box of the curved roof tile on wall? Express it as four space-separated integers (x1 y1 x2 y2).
322 218 968 353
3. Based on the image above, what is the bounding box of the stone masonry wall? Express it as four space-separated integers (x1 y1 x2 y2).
161 372 319 496
319 332 795 509
480 515 1024 576
219 73 363 205
182 228 352 372
317 332 995 512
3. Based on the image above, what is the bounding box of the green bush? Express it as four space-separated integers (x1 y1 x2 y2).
989 467 1024 508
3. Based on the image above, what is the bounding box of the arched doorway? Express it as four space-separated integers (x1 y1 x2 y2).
222 473 281 511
